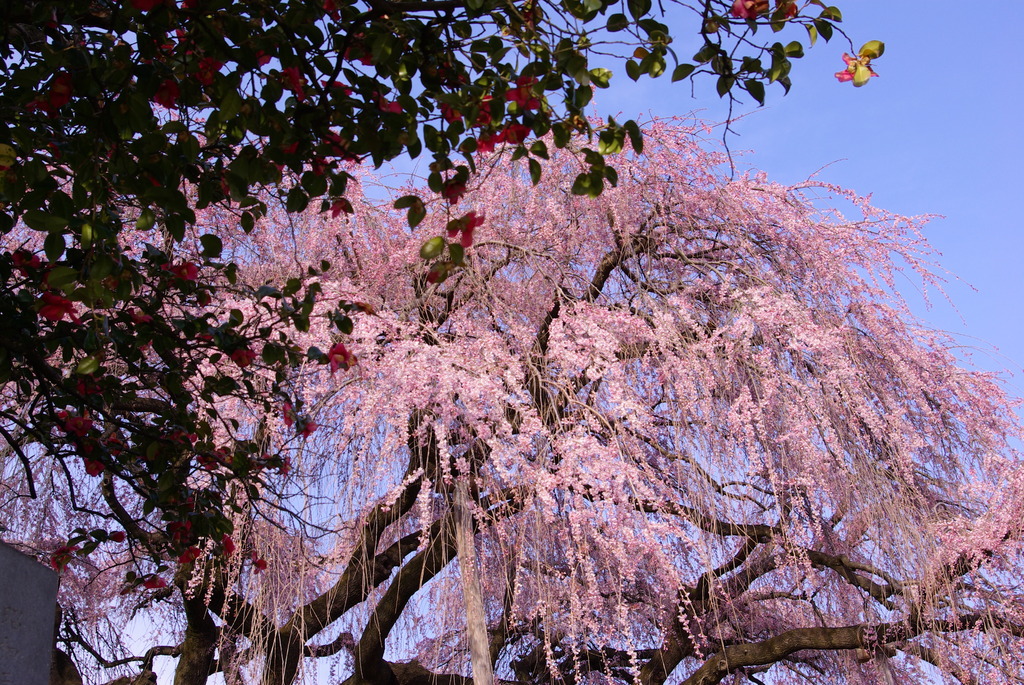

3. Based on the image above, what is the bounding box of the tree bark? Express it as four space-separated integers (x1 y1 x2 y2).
173 593 219 685
455 481 494 685
50 648 83 685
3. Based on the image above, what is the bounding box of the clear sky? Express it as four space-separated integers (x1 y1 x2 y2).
594 2 1024 393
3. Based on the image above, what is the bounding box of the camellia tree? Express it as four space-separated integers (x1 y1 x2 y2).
0 0 886 628
8 120 1023 684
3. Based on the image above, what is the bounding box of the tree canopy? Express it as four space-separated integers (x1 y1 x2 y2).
9 120 1024 685
0 0 885 575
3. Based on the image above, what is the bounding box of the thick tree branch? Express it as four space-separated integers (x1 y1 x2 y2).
632 496 777 540
681 613 1024 685
804 549 900 610
172 585 219 685
346 511 459 684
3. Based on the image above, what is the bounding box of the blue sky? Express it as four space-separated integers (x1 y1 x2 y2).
594 2 1024 390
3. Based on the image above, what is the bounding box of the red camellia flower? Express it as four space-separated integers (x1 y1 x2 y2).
164 261 199 281
109 531 127 543
776 0 798 18
835 52 879 86
198 446 230 470
230 347 257 368
476 124 531 154
441 181 467 204
476 132 501 155
502 123 531 145
167 430 198 445
48 73 74 109
298 420 317 439
142 575 168 589
505 76 541 110
323 0 341 19
57 410 93 437
168 520 192 544
324 133 358 161
153 78 180 108
343 43 374 66
731 0 768 18
330 199 353 217
327 342 355 373
322 81 353 96
83 457 104 476
281 66 307 101
105 435 126 456
310 157 332 176
75 376 101 396
253 557 269 573
50 545 79 570
440 103 462 124
378 96 403 114
195 57 223 86
426 263 448 285
473 96 493 127
129 308 154 324
221 534 236 556
13 250 42 275
26 73 74 115
447 211 485 248
178 546 202 564
39 293 81 323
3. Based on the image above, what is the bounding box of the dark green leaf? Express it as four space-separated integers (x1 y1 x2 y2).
46 265 78 290
408 200 426 228
529 158 542 185
22 210 68 232
449 243 465 265
44 232 66 261
606 13 630 31
624 120 643 153
394 194 419 209
199 234 223 258
627 0 651 20
716 75 736 97
672 64 695 82
746 79 766 105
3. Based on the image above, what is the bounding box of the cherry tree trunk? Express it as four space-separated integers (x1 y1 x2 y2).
455 481 494 685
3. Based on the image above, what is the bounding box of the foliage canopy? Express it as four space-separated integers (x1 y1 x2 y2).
0 0 879 565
